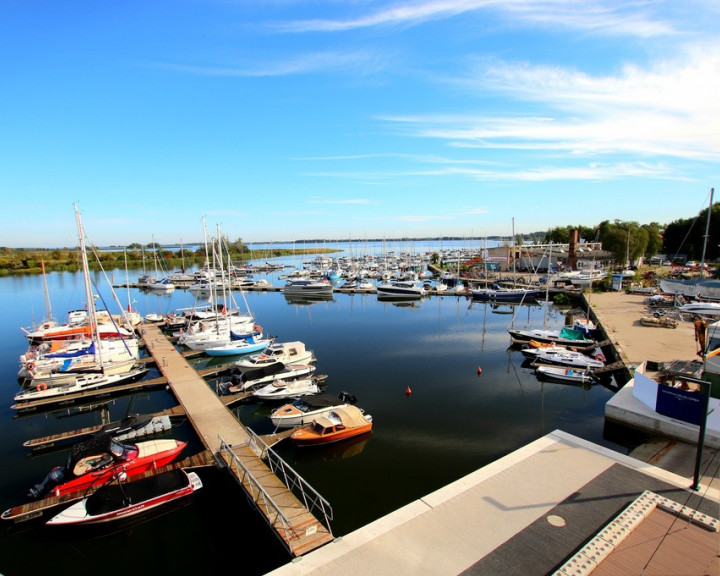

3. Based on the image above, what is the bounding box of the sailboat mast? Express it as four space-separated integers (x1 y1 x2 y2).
74 204 103 367
700 187 714 278
41 260 53 323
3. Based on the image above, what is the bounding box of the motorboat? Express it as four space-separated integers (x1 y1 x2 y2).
252 376 324 402
375 280 426 298
219 362 318 394
269 392 359 429
283 278 334 296
678 301 720 316
234 340 315 369
290 405 373 446
13 366 150 406
144 278 176 292
535 365 598 385
46 469 202 526
27 434 187 499
520 346 605 369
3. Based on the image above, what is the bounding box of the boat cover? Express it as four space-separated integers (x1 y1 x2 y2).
558 327 589 341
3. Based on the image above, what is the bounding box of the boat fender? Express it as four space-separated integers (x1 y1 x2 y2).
477 366 482 375
405 386 412 396
36 382 48 391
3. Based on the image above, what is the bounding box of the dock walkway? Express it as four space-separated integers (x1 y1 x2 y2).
140 323 333 556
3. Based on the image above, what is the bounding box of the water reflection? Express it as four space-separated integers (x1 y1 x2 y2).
289 432 371 463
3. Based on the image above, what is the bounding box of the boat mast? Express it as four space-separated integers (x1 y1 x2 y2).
41 260 53 324
74 203 104 369
700 187 714 279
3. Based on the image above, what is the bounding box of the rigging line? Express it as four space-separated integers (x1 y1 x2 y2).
669 188 715 263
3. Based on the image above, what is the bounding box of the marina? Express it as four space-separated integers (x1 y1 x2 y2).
1 238 718 576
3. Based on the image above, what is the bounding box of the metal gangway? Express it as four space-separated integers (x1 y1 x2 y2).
217 430 334 557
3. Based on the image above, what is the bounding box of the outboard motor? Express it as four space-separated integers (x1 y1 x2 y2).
338 391 357 404
28 466 66 499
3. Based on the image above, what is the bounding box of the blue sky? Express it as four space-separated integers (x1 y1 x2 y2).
2 1 718 248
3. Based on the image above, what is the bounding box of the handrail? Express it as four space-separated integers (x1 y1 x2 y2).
217 433 333 540
217 436 295 543
245 428 334 528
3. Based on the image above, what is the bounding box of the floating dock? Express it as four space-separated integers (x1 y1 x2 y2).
140 323 334 556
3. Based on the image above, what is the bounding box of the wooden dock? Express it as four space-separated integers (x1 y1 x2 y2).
140 323 334 556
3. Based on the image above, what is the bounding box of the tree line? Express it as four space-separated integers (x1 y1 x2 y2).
540 202 719 266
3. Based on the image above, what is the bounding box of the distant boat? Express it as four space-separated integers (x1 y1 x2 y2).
471 284 542 302
46 469 202 526
376 280 426 298
283 278 334 296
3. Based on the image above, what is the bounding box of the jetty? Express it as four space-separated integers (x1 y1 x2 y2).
139 323 334 556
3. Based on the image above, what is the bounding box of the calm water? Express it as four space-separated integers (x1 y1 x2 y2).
0 246 636 576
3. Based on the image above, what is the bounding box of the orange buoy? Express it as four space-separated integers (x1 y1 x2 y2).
477 366 482 375
405 386 412 395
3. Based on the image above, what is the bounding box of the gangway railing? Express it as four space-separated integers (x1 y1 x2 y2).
217 433 333 542
246 427 334 531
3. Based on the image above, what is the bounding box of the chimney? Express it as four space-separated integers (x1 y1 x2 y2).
568 229 579 270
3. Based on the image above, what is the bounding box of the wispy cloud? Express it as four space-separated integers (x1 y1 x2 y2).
307 196 381 205
274 0 678 38
152 50 381 77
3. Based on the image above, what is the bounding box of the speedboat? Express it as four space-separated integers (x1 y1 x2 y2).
219 362 317 394
269 392 359 429
234 340 315 369
290 405 373 446
535 365 598 385
46 469 202 525
678 301 720 316
283 278 334 296
252 376 324 401
376 280 426 298
27 434 187 499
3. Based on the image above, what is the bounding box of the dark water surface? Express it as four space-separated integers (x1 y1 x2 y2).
0 266 635 576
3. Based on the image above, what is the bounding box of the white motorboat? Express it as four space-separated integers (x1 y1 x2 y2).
219 362 318 394
376 280 426 298
46 469 202 526
471 284 541 301
252 376 324 401
234 341 315 369
283 278 334 296
202 334 274 357
535 365 598 385
269 392 359 428
678 301 720 316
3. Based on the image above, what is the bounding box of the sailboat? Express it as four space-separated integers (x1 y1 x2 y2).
15 205 145 397
471 219 542 301
507 242 599 351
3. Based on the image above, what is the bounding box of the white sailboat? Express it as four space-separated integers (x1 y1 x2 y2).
19 205 142 394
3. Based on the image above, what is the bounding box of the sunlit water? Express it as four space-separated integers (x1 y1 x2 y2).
0 246 638 576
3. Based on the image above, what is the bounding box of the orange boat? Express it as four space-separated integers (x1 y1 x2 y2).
290 405 373 446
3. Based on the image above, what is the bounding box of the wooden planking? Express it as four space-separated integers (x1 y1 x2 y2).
217 445 333 556
139 324 334 556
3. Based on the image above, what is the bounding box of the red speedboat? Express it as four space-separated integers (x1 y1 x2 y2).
46 469 202 525
290 405 373 446
28 434 187 499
